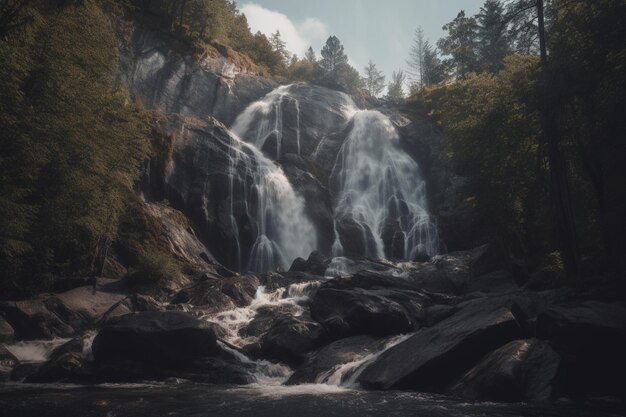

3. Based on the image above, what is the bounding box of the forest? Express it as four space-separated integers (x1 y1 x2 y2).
0 1 625 415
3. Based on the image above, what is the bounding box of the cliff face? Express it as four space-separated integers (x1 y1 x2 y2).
118 24 278 125
118 21 479 272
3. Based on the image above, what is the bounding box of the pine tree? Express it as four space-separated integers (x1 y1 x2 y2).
270 30 289 63
319 35 348 77
422 42 445 86
386 70 406 103
305 46 316 64
437 10 479 79
363 60 385 97
406 27 426 90
477 0 510 72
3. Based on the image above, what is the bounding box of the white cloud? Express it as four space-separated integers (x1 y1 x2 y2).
241 3 328 57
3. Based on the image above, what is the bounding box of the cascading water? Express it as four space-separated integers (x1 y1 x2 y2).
231 85 301 159
225 121 316 273
330 109 439 261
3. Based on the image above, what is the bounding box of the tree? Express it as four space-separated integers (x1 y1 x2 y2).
476 0 510 72
406 26 427 89
319 35 348 77
437 10 479 79
270 30 289 63
386 70 405 103
363 60 385 97
422 42 446 86
305 46 316 63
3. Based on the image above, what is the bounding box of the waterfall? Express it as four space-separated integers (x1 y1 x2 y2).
225 132 317 272
232 85 295 160
331 110 439 260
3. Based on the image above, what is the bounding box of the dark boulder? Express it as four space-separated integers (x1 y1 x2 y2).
287 335 389 385
0 299 74 340
288 251 330 276
0 344 18 369
357 296 522 391
336 215 379 259
24 352 91 384
0 315 14 342
258 315 325 366
49 337 84 362
171 275 260 313
448 339 560 402
310 287 413 339
92 311 219 365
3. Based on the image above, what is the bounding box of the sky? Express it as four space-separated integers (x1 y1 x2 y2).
239 0 484 83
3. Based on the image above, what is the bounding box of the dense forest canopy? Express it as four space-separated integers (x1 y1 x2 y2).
0 0 624 297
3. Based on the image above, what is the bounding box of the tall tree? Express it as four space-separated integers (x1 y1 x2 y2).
363 60 385 97
270 29 289 62
437 10 479 79
422 42 446 86
406 26 427 89
386 70 406 103
476 0 510 72
319 35 348 77
304 46 316 63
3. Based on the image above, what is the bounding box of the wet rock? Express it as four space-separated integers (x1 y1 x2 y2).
25 352 91 383
288 251 330 276
310 287 413 339
0 315 14 342
448 339 560 402
258 315 325 366
171 275 260 312
357 296 522 391
10 362 41 381
49 338 84 363
47 286 130 330
0 344 18 368
0 299 74 340
92 311 219 365
424 304 458 327
467 270 518 294
336 215 379 259
287 335 388 385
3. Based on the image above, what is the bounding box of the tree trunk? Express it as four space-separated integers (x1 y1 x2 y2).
536 0 580 282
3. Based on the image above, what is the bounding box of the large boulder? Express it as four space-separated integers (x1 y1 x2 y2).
92 311 219 365
357 296 522 391
0 299 74 340
258 315 325 366
287 335 389 385
47 287 130 330
171 275 260 313
448 339 560 402
24 352 91 383
310 287 413 339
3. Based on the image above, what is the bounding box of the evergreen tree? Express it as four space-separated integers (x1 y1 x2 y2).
386 70 406 103
270 30 289 62
363 60 385 97
437 10 479 79
422 42 446 86
406 26 427 89
477 0 510 72
319 35 348 77
305 46 316 63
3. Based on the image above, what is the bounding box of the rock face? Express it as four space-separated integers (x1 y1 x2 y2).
92 311 218 364
287 335 388 385
357 296 522 391
310 288 414 339
0 299 75 340
119 25 277 126
448 339 561 402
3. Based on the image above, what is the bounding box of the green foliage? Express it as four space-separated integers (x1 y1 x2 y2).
386 70 406 103
476 0 510 72
437 10 479 79
0 1 150 293
126 251 182 287
319 35 348 77
363 60 385 97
